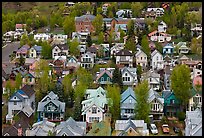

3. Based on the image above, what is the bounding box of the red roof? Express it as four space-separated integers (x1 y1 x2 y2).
148 30 157 37
16 24 26 29
193 76 202 86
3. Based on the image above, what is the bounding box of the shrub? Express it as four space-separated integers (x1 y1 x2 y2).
178 129 183 136
161 116 168 124
177 112 185 121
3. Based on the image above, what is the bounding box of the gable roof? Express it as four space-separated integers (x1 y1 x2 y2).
135 49 147 57
96 70 112 82
116 49 133 56
21 85 35 98
87 46 97 53
32 45 42 52
163 43 173 49
75 14 96 22
148 88 164 104
121 67 137 78
53 44 68 50
17 45 30 53
121 87 136 103
190 87 202 98
151 49 162 57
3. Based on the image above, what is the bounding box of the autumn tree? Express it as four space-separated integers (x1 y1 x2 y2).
63 16 75 38
134 80 150 124
171 64 191 110
141 35 150 57
92 14 103 35
106 85 121 122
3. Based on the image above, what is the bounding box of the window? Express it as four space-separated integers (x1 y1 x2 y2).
14 102 17 105
92 107 97 114
157 56 158 60
150 78 152 82
107 77 110 82
129 99 132 103
141 57 142 60
55 48 58 51
144 57 146 60
101 77 104 82
125 73 128 76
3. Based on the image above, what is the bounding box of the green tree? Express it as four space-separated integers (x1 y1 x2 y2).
155 42 163 54
75 67 93 87
136 64 142 83
20 34 30 46
171 64 191 110
5 80 15 97
19 54 25 66
69 39 80 56
119 27 126 43
15 73 22 90
41 41 52 59
131 2 143 17
134 80 150 124
74 82 87 102
106 85 121 121
112 66 123 88
63 16 75 38
125 37 136 53
141 35 150 57
92 14 103 35
86 34 92 47
97 7 102 15
103 22 107 33
190 37 202 55
127 19 135 38
73 96 82 121
98 32 104 44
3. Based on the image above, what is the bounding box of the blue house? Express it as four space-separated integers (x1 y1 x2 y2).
163 43 174 55
162 90 181 117
120 87 136 119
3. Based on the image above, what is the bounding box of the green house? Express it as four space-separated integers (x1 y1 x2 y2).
96 70 113 85
162 90 181 117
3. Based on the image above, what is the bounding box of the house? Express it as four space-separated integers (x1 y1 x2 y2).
182 60 202 70
193 75 202 87
29 45 42 58
103 18 113 31
149 41 156 52
158 21 167 33
135 49 148 70
75 14 96 33
25 58 39 72
121 67 137 86
72 32 90 45
185 108 202 136
100 44 110 57
6 85 35 122
120 87 136 119
163 43 174 55
52 44 69 59
146 8 164 19
116 9 132 18
66 56 80 68
37 91 65 122
22 72 35 86
16 44 30 58
87 45 97 57
86 120 111 136
34 33 50 42
191 23 202 37
148 30 171 42
164 65 172 90
116 49 133 67
3 111 34 136
110 43 124 57
96 68 114 85
78 45 86 55
81 87 108 123
80 52 95 69
151 49 164 70
115 119 149 136
179 54 190 64
54 117 86 136
191 68 202 80
16 24 26 32
162 90 181 117
176 42 190 54
3 31 16 42
148 88 164 121
141 70 161 91
188 87 202 111
65 2 75 7
26 118 56 136
10 66 28 81
115 24 128 33
134 18 146 32
53 34 67 44
102 3 111 14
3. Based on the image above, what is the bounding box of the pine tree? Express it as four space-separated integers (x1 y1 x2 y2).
86 34 92 47
112 66 123 88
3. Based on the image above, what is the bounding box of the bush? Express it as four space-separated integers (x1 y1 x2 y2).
178 129 183 136
161 116 168 124
177 112 185 121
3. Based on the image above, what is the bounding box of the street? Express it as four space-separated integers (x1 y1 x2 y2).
2 41 20 63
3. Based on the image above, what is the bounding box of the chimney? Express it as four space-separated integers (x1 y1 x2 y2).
17 124 23 136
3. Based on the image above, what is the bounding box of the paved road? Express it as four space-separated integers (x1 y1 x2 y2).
2 41 20 63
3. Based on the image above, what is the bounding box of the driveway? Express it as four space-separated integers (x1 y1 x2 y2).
2 41 20 63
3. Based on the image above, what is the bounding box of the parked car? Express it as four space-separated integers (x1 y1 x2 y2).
173 126 180 133
162 124 170 134
150 124 158 135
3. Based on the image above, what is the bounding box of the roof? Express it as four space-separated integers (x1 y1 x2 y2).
163 43 173 49
53 44 68 50
121 87 136 102
17 45 30 53
148 30 158 37
25 58 37 65
75 14 96 22
20 85 35 98
116 49 133 56
151 49 162 57
16 24 26 29
148 88 164 104
55 117 86 136
190 87 202 97
87 46 97 53
2 68 8 80
86 121 111 136
32 45 42 52
121 67 137 78
193 76 202 86
115 24 127 32
135 49 147 57
179 55 190 60
96 69 113 82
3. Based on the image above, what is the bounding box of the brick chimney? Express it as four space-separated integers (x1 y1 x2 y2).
17 124 23 136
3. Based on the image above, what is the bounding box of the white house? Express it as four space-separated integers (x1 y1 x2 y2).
158 21 167 33
29 45 42 58
34 33 50 42
72 32 90 45
177 42 190 54
78 45 86 55
151 49 164 70
148 88 164 121
53 34 68 44
110 43 124 57
191 23 202 37
116 9 132 18
52 44 69 59
188 87 202 111
141 70 161 91
6 85 35 122
121 67 137 86
148 30 171 42
15 24 26 32
185 109 202 136
191 68 202 80
81 87 109 123
80 52 95 69
135 49 148 70
146 8 164 18
116 49 134 68
66 56 80 68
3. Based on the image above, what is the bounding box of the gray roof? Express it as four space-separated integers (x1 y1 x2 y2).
148 88 164 104
53 44 69 50
32 45 42 53
55 117 86 136
121 67 137 78
116 49 133 56
75 14 96 22
121 87 136 103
